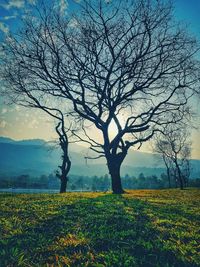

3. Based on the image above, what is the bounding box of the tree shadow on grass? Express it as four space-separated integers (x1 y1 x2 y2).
73 194 196 267
0 193 198 266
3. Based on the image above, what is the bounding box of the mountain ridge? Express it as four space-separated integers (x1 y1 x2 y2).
0 136 199 178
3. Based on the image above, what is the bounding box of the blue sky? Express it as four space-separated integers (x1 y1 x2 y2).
174 0 200 38
0 0 200 36
0 0 200 158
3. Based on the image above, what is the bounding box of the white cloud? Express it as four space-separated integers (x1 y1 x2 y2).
15 105 21 111
69 18 78 28
28 119 38 129
0 46 5 57
59 0 68 15
0 22 9 34
0 0 25 10
0 120 7 128
1 108 7 114
28 0 36 5
2 15 17 20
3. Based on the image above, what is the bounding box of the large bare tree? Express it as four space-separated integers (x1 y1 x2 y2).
1 0 199 193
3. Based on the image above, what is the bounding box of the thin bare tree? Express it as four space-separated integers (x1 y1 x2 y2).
154 126 192 189
0 86 71 193
1 0 199 193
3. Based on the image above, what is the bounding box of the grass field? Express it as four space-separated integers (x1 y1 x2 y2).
0 189 200 267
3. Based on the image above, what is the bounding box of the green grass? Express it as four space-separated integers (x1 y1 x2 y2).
0 189 200 267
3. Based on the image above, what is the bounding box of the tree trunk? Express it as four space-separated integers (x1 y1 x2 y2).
167 167 171 188
179 175 184 190
55 121 71 194
175 162 184 190
107 158 124 194
163 156 171 188
60 177 68 193
58 157 71 193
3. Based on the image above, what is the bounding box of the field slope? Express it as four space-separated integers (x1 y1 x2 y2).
0 189 200 266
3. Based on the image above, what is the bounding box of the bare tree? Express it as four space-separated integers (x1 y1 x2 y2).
179 141 191 187
0 84 71 193
55 118 71 193
1 0 199 193
160 152 173 188
154 126 192 189
41 109 72 193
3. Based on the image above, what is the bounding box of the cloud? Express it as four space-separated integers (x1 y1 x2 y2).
28 119 38 129
0 0 25 10
2 15 17 20
27 0 36 5
1 108 7 114
59 0 68 15
0 120 7 128
0 22 9 34
0 46 5 57
69 18 78 28
15 105 21 111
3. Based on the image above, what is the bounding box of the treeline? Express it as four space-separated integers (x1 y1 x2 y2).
0 174 58 189
1 173 200 190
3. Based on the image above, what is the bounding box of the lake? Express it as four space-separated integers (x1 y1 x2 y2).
0 188 91 193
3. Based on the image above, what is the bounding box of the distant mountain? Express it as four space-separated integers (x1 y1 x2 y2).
0 137 15 143
0 136 199 178
0 137 46 146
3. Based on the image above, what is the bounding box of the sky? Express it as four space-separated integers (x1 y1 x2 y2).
0 0 200 159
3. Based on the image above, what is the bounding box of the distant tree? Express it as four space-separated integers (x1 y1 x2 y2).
131 177 138 189
180 144 191 187
190 178 200 187
154 126 192 189
17 174 30 188
76 177 84 191
70 184 76 191
39 174 48 188
148 175 158 189
102 174 110 191
1 0 199 193
138 173 146 188
39 175 48 183
124 174 130 180
122 174 136 189
154 145 174 188
48 173 59 189
160 173 169 188
91 183 97 192
91 175 99 191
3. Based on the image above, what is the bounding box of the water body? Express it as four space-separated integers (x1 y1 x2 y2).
0 188 60 193
0 188 92 194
